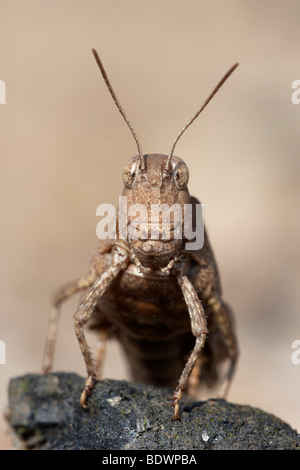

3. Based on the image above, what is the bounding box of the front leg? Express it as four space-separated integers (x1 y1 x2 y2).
172 273 208 420
74 245 129 408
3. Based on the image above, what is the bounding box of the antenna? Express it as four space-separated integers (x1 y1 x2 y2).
165 62 239 172
92 49 145 171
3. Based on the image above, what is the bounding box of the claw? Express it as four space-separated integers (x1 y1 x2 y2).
41 366 51 375
171 405 181 421
80 374 96 409
171 387 182 421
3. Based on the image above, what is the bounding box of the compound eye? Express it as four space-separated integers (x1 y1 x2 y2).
173 162 189 190
123 160 138 188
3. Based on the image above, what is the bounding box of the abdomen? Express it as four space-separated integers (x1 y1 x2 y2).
90 257 195 388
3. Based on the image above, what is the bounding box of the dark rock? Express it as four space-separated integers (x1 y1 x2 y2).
5 373 300 450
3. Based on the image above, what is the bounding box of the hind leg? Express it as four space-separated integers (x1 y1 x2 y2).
187 356 203 399
206 296 239 398
42 270 96 374
95 329 108 380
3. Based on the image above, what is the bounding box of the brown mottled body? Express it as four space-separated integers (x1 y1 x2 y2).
42 51 239 420
89 219 235 392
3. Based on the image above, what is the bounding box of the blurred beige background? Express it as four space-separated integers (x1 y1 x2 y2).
1 0 300 449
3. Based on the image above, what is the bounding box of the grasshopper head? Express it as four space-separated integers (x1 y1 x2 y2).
119 154 190 270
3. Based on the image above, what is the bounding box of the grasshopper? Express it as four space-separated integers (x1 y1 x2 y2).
42 50 239 420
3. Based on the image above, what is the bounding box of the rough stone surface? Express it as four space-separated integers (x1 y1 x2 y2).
5 373 300 450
